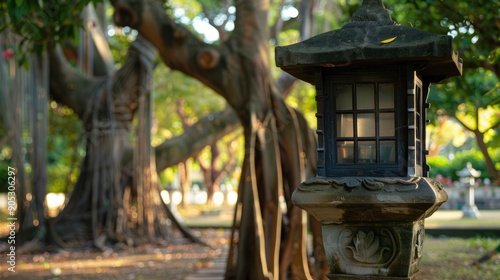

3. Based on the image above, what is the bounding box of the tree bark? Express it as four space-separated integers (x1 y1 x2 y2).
0 36 50 250
154 107 240 171
49 38 144 245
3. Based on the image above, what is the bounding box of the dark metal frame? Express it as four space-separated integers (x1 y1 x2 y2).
316 64 409 177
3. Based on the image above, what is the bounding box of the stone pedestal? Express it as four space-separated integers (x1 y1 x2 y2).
292 176 447 279
462 185 480 218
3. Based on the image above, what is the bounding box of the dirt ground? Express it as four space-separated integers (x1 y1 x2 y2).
0 228 229 280
1 227 498 280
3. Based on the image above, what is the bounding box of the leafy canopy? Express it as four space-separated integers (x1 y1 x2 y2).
0 0 100 63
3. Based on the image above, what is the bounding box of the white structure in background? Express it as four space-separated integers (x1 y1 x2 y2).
161 183 238 207
161 189 183 220
220 183 238 206
457 162 481 218
46 193 66 217
213 191 224 206
0 192 66 217
186 184 207 205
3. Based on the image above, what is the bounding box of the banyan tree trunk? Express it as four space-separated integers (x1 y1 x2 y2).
51 36 203 248
0 33 50 250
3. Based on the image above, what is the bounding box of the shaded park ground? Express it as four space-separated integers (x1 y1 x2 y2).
1 210 499 279
0 228 229 280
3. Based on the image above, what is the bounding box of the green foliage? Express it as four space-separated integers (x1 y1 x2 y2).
169 0 202 18
158 167 176 188
382 0 500 124
387 0 500 62
166 0 214 42
428 68 500 126
47 101 84 193
307 0 363 35
449 149 489 181
428 149 492 181
379 0 500 179
0 101 81 193
47 163 75 193
107 27 134 67
427 155 450 179
286 81 317 129
0 159 13 193
0 0 101 64
152 64 226 145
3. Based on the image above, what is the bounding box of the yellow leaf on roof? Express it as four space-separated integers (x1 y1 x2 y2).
380 36 397 44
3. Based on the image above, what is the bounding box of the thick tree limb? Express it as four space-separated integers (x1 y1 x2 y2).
275 0 316 97
48 45 102 118
155 107 240 171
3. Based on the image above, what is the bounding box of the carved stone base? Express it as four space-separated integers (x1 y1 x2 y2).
292 176 447 279
462 204 480 218
322 220 424 279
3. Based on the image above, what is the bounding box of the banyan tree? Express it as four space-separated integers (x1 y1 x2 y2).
1 5 219 250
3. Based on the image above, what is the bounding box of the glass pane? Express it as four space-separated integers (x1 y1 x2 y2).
356 84 374 109
335 85 352 110
337 141 354 163
379 113 395 136
357 113 375 137
358 141 376 163
336 114 354 137
380 141 396 163
379 83 394 109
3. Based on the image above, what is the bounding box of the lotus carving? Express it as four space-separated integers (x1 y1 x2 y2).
347 231 390 264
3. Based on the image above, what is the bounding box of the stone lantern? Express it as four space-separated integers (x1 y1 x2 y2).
275 0 462 279
457 162 481 218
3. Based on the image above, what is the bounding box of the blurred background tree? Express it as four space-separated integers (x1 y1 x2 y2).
387 0 500 182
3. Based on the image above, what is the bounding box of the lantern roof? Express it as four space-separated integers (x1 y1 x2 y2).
275 0 462 84
456 162 481 178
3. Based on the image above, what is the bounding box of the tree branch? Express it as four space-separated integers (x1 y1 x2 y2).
453 114 474 132
485 119 500 132
155 107 240 171
48 44 102 118
233 0 270 46
275 0 316 97
113 0 228 95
